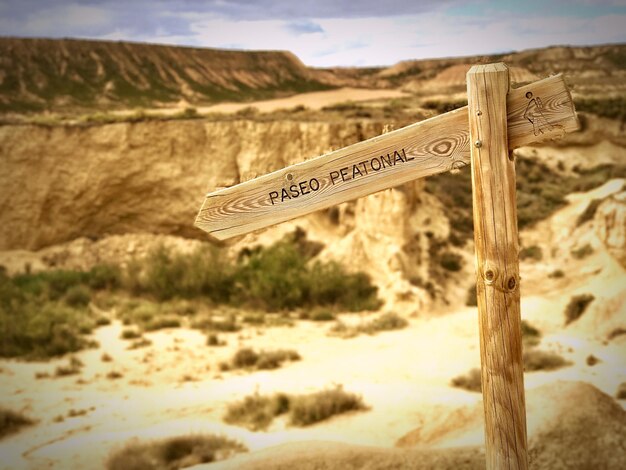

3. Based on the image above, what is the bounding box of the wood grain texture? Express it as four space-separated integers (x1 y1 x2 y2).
467 63 528 469
195 73 578 240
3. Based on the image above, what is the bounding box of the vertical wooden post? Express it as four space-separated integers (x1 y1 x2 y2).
467 63 528 469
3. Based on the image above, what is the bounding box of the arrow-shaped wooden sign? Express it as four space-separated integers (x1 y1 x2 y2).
195 73 578 241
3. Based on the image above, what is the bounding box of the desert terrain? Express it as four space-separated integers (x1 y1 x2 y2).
0 39 625 469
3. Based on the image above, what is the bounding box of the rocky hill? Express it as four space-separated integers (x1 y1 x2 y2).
1 39 624 113
0 38 335 112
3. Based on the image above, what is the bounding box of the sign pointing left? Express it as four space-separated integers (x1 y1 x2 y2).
195 74 577 241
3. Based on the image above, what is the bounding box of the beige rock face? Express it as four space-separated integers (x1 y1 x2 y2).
595 191 626 267
0 120 383 251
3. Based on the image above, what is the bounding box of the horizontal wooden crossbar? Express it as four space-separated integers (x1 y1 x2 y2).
195 74 578 240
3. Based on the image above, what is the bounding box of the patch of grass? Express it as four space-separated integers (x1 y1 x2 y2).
451 368 482 393
0 407 34 439
106 434 247 469
523 349 571 371
288 386 367 427
571 244 594 259
586 354 600 366
222 347 300 371
106 370 124 380
520 245 543 262
224 386 366 431
564 294 595 325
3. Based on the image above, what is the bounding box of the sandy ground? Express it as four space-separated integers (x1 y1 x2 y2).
1 298 624 468
113 87 409 117
1 182 625 469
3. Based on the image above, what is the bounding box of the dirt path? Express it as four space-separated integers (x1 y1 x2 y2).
113 88 409 117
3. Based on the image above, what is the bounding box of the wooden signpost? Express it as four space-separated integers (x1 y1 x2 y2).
195 63 579 469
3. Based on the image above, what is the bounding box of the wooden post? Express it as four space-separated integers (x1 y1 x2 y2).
467 63 528 469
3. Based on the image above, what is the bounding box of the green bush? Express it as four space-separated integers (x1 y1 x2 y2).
125 244 234 302
0 407 34 438
106 434 247 469
0 300 97 359
564 294 595 325
64 285 91 307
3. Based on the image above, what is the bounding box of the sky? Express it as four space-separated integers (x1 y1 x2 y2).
0 0 625 67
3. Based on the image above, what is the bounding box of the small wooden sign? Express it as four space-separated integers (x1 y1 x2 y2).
195 74 577 240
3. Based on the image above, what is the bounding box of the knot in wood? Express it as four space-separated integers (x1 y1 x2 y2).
483 266 497 285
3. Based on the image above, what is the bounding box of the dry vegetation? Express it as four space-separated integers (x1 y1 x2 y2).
106 434 247 470
0 407 34 439
330 312 408 338
220 347 301 372
564 294 595 325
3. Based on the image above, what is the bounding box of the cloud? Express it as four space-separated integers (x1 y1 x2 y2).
0 0 624 67
285 20 324 35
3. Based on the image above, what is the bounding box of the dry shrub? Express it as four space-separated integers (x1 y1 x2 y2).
106 434 247 470
329 312 408 338
564 294 595 325
224 386 367 431
451 368 482 393
521 320 541 347
523 349 571 371
223 347 300 371
223 392 290 431
0 407 34 438
54 356 83 377
288 386 367 427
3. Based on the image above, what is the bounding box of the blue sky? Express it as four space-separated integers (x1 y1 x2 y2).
0 0 625 66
